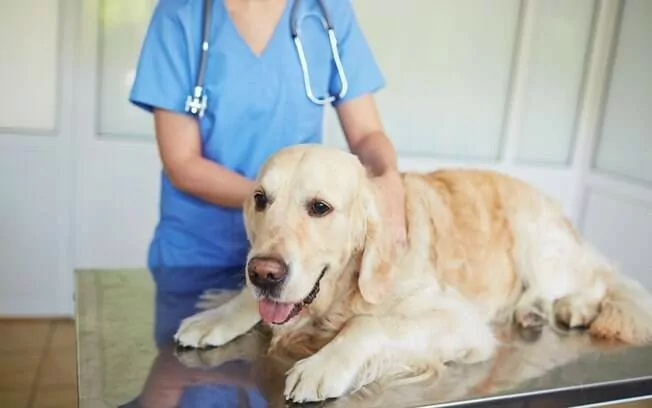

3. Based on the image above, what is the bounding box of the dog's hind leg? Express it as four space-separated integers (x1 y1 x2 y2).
511 209 608 332
515 270 606 331
512 214 652 344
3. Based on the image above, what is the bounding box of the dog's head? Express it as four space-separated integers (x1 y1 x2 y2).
242 144 394 326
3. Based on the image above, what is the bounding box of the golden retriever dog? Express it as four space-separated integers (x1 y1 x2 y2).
174 144 652 403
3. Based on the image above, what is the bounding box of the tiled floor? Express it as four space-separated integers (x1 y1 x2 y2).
0 319 77 408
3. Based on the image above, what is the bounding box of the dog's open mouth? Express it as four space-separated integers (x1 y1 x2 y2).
258 266 328 325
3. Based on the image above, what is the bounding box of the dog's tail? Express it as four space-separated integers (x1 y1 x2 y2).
588 270 652 344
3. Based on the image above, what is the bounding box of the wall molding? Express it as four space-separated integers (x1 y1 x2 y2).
577 182 652 236
568 0 623 223
563 0 600 168
499 0 532 165
588 171 652 202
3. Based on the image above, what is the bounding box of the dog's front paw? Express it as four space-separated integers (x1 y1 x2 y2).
174 308 240 348
284 353 358 403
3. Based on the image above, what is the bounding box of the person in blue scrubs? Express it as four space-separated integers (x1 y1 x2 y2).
129 0 407 348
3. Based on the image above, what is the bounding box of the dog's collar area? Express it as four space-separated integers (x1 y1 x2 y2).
273 266 328 325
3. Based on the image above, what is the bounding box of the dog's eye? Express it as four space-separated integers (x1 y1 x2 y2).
307 200 332 217
253 190 268 211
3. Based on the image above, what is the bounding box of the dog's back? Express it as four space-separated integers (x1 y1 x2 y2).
401 168 652 344
399 170 534 320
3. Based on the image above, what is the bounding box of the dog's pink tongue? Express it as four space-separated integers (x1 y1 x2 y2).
258 298 295 324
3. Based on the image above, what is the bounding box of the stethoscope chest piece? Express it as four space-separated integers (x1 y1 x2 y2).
185 0 213 118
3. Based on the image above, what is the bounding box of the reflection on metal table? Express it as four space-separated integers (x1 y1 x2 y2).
75 269 652 408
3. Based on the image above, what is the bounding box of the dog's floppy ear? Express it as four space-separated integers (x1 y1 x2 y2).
355 181 395 305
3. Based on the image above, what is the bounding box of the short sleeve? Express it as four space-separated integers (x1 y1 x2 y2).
129 1 192 114
329 0 386 106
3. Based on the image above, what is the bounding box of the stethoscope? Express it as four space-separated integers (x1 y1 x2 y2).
185 0 349 118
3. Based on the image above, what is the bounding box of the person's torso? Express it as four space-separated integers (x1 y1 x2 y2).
152 0 342 268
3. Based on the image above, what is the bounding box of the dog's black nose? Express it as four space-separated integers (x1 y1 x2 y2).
247 255 288 289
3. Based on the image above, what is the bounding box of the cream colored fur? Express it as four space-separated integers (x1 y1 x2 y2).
174 144 652 403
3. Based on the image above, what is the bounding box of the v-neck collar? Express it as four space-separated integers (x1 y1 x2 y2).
220 0 291 61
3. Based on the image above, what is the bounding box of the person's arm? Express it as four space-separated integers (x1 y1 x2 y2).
154 109 256 208
328 0 406 250
326 1 398 178
336 94 407 252
335 94 398 178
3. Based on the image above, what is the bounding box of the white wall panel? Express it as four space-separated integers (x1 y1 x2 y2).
0 0 59 132
595 0 652 184
516 0 595 164
581 189 652 289
327 0 520 160
0 0 75 316
74 145 160 268
0 150 65 314
97 0 155 138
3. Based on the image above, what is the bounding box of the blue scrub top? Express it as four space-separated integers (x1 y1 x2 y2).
129 0 385 278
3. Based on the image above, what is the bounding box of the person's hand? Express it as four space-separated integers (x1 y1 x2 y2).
371 170 408 255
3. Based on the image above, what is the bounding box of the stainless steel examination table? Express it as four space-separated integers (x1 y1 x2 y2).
75 269 652 408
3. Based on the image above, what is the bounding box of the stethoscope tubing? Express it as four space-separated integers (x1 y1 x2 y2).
186 0 348 117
